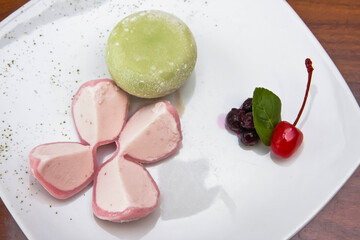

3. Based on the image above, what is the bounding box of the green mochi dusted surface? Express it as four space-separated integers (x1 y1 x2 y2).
106 10 197 98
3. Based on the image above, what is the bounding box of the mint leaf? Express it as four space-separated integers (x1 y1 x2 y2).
252 87 281 146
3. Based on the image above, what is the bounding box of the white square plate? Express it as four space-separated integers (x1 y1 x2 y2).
1 0 359 239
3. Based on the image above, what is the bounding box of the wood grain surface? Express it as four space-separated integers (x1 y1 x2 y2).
0 0 359 239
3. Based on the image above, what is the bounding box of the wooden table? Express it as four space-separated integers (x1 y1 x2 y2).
0 0 359 239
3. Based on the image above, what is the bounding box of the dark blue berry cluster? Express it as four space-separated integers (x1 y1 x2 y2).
225 98 259 146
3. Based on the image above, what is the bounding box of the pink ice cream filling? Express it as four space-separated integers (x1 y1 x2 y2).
30 143 94 192
94 154 159 214
29 79 182 221
119 101 182 163
72 79 128 146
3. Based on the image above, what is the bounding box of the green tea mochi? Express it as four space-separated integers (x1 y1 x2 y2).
105 10 197 98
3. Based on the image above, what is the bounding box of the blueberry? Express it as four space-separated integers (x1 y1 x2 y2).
241 98 253 113
226 108 245 133
240 130 259 146
240 112 254 129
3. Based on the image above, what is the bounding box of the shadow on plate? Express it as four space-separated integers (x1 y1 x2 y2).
93 158 236 237
96 142 118 166
238 140 271 156
270 143 304 166
94 204 161 240
158 158 231 220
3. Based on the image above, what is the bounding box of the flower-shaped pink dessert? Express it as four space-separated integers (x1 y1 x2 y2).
29 79 182 222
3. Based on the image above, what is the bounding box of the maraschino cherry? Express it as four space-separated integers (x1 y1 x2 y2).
271 58 314 158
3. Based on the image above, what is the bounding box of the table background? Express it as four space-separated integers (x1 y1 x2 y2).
0 0 359 239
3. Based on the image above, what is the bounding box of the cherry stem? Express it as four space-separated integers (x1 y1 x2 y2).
293 58 314 127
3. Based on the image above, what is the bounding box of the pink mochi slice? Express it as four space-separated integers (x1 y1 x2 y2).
72 79 129 147
92 152 159 222
119 101 182 164
29 142 95 199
